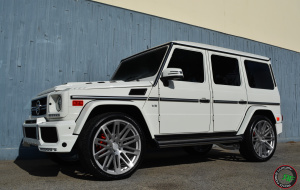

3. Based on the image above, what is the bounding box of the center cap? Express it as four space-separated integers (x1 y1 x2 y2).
112 143 119 151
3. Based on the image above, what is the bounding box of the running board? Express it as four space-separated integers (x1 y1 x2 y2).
154 133 243 148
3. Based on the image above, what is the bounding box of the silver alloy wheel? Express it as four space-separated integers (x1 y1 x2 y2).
92 119 141 175
252 120 275 158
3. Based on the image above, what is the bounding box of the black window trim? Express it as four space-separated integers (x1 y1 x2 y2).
111 44 170 82
244 59 275 90
211 53 242 87
153 42 270 87
269 64 277 87
166 46 206 84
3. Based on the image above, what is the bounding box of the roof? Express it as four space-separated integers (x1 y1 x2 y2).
171 41 269 61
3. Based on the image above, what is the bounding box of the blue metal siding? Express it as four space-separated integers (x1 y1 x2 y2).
0 0 299 160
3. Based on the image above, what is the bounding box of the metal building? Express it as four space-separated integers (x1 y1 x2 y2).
0 0 299 160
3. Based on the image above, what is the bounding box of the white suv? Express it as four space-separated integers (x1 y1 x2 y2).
22 41 282 180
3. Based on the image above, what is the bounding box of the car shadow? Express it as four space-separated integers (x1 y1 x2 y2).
14 145 246 181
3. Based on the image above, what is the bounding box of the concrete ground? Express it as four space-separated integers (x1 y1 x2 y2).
0 142 299 190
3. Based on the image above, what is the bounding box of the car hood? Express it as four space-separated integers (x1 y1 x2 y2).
38 81 153 96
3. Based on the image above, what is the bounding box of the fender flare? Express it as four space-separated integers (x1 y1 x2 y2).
73 100 157 137
236 106 276 135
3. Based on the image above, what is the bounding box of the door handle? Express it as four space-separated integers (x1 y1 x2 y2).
239 100 247 104
200 98 210 103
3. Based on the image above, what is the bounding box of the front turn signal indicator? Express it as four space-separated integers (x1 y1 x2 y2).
72 100 84 106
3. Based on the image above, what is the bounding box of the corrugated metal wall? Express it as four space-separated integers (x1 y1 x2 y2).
0 0 299 160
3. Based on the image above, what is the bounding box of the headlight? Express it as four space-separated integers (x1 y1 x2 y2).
56 95 62 112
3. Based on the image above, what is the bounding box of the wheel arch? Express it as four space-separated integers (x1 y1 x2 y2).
237 106 276 135
73 101 156 146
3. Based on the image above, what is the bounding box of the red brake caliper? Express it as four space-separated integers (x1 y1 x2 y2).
95 133 107 152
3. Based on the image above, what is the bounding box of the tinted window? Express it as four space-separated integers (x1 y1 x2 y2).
167 49 204 83
112 46 168 81
211 55 240 86
244 60 274 90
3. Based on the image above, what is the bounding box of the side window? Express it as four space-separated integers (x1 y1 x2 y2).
244 60 274 90
211 55 241 86
167 49 204 83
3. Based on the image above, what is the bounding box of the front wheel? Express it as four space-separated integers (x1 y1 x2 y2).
239 115 277 162
78 113 145 180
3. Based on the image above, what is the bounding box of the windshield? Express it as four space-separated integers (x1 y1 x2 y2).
111 46 168 81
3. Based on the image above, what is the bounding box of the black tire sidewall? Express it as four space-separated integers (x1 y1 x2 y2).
79 112 145 180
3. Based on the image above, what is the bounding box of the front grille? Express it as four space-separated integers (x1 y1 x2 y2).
41 127 58 143
24 127 37 139
31 97 47 116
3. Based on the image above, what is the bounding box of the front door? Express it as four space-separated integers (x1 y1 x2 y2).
159 46 212 134
208 51 248 132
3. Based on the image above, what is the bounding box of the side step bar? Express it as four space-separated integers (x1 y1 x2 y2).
154 135 243 148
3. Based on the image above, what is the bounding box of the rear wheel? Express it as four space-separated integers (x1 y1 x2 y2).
78 113 145 180
184 144 213 156
240 115 277 161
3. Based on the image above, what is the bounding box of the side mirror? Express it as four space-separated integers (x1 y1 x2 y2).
161 68 184 80
161 68 184 86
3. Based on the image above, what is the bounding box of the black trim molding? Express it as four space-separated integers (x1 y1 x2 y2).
160 97 199 103
155 132 242 148
71 95 147 101
214 100 280 106
248 101 280 106
214 100 239 104
71 96 280 106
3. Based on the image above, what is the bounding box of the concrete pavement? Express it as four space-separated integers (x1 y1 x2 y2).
0 142 299 190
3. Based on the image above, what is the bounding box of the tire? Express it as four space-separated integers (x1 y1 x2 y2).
239 115 277 162
47 151 80 165
184 144 213 156
78 112 145 180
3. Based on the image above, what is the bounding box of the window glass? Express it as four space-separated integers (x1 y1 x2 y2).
167 49 204 83
244 60 274 90
112 46 168 81
211 55 240 86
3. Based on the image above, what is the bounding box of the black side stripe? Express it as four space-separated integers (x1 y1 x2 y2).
71 96 147 101
214 100 280 106
70 96 280 106
148 97 159 101
214 100 239 104
71 96 201 103
160 98 199 103
248 101 280 106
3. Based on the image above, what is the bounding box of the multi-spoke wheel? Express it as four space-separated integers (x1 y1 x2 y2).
240 115 277 162
79 113 145 180
184 144 212 156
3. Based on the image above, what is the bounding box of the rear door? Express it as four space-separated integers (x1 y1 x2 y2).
208 51 248 132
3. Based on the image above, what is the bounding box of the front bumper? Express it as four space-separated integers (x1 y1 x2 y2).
22 118 78 152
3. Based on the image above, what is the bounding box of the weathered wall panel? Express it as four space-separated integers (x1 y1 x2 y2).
0 0 299 160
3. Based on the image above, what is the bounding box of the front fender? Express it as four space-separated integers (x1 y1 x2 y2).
73 100 152 136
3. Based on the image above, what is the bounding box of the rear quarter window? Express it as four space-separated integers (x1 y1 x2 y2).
244 60 274 90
